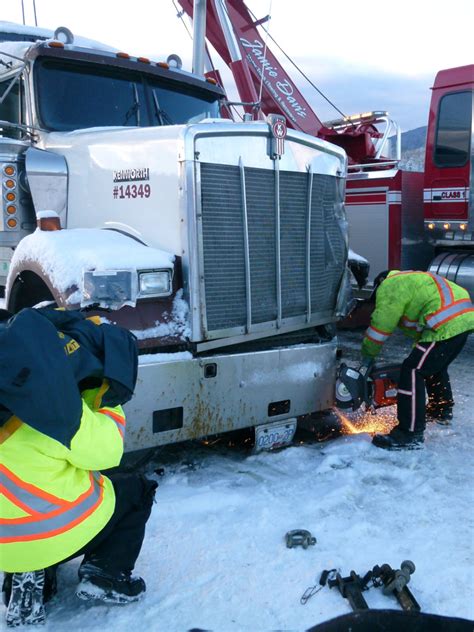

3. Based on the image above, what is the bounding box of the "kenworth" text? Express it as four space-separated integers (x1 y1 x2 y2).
113 168 150 183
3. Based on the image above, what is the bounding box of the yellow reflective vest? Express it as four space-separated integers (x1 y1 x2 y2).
0 395 126 572
362 270 474 358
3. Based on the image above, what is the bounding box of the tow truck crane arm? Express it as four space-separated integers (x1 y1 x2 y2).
177 0 328 135
177 0 384 164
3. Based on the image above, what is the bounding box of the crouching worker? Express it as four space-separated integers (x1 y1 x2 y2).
0 308 157 626
361 271 474 450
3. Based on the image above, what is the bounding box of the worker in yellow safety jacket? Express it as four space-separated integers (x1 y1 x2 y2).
0 309 157 626
361 271 474 449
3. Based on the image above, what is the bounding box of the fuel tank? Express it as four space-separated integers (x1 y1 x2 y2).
429 251 474 300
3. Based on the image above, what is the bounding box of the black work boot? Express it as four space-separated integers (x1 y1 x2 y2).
4 571 46 627
372 426 424 450
426 407 453 426
76 562 146 604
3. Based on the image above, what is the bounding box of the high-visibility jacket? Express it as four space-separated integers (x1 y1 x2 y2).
362 270 474 358
0 390 126 573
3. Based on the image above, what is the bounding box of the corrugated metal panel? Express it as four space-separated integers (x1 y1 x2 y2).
245 167 277 324
280 171 307 318
200 162 344 333
311 175 346 314
200 164 246 330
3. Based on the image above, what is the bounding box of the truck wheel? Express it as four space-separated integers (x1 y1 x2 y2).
8 272 56 313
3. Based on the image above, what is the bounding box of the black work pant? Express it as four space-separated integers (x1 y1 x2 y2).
397 332 469 433
3 474 157 602
61 473 157 574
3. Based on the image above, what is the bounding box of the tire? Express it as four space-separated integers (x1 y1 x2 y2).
8 272 56 313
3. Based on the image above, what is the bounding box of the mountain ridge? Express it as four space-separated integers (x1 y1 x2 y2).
390 125 427 171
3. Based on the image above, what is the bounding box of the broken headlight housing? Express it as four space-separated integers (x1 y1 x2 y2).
82 268 172 309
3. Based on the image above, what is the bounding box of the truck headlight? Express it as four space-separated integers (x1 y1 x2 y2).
138 270 172 297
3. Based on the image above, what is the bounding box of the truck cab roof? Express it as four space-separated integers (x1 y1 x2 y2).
27 43 225 98
0 21 117 50
432 65 474 91
0 21 225 98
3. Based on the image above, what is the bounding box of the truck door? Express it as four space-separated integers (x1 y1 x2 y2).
426 90 473 221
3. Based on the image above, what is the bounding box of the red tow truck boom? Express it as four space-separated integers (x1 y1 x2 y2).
178 0 474 298
178 0 389 166
178 0 327 136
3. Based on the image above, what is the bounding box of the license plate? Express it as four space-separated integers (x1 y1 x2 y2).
254 418 297 452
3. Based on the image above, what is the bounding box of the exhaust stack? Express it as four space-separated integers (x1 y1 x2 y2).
192 0 206 76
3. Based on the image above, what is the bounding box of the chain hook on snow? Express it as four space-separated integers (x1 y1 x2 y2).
300 569 337 605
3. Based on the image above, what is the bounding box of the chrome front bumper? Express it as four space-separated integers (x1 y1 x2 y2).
123 340 337 451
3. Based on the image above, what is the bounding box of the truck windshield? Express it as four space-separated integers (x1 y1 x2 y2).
149 80 220 125
35 59 221 131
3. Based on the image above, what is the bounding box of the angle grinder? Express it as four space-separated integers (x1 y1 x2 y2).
335 363 400 411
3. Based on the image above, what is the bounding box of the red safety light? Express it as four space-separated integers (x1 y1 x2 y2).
48 40 64 48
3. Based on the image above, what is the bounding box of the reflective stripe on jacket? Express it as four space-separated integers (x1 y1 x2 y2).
362 270 474 358
0 397 126 572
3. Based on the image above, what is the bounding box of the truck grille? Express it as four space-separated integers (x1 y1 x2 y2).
200 162 345 334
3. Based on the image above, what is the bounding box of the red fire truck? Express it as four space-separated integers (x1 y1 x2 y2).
178 0 473 297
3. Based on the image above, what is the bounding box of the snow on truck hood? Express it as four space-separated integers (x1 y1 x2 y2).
9 227 174 296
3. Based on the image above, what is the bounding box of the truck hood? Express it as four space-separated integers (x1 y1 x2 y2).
39 121 347 258
41 124 193 255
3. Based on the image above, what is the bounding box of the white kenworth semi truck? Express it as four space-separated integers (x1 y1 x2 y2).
0 23 350 452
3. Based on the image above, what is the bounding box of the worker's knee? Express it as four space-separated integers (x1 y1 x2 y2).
401 354 419 372
109 473 157 512
138 475 158 509
399 360 417 384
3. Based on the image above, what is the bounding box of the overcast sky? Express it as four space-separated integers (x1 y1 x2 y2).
2 0 473 131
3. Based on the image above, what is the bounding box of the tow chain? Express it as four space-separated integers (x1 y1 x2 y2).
300 569 337 605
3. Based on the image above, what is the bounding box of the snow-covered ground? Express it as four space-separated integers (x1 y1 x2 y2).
2 331 473 631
